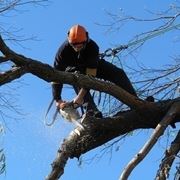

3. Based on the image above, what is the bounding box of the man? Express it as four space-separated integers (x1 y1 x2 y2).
52 24 137 118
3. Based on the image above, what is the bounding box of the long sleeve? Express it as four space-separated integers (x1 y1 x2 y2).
51 82 63 101
52 44 66 101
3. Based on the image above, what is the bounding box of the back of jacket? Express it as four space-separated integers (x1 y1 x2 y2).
52 38 100 101
54 39 100 73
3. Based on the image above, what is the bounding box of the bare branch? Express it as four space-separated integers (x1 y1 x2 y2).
98 4 180 34
46 98 180 180
0 66 27 85
0 35 156 110
155 130 180 180
0 3 179 179
0 0 49 14
0 56 9 63
131 61 180 100
119 101 180 180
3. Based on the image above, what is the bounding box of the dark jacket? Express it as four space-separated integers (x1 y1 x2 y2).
52 39 100 101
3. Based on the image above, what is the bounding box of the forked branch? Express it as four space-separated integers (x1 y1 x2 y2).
119 101 180 180
155 131 180 180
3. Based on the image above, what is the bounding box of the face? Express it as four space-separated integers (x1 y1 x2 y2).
70 42 86 52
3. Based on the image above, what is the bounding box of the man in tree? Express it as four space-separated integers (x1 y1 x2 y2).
52 24 137 118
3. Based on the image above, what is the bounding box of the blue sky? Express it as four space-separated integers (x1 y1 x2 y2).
1 0 179 180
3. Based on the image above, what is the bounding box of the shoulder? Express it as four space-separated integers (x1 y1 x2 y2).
57 40 70 52
86 39 99 52
87 39 99 48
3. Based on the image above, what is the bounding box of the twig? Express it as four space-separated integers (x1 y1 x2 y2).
155 130 180 180
119 101 180 180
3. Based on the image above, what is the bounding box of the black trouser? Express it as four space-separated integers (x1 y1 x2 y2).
66 59 137 111
65 67 98 112
96 59 137 96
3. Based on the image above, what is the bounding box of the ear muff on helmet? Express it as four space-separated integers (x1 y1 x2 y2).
86 32 89 42
68 25 89 43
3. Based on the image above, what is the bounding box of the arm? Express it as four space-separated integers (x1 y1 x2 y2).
52 82 63 101
52 82 67 109
73 68 97 105
52 44 67 108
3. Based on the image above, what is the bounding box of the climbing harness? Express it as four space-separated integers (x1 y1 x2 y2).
100 45 128 59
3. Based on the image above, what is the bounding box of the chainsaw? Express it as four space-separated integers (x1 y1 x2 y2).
45 100 84 129
59 101 81 121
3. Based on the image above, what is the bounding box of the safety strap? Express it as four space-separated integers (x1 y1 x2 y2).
45 108 59 126
100 23 180 59
44 98 60 126
45 98 54 119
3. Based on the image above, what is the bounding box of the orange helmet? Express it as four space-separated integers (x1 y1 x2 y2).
68 25 87 44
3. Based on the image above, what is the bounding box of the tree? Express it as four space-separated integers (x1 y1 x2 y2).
0 1 180 180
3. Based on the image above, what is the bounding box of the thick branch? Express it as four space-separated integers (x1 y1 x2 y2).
0 56 9 63
0 34 179 180
46 98 180 180
155 131 180 180
0 66 26 85
119 101 180 180
0 34 153 110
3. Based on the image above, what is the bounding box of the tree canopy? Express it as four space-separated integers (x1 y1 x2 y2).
0 1 180 180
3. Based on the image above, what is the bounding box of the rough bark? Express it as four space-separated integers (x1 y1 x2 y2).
155 131 180 180
0 35 154 110
0 35 179 180
46 98 180 180
0 66 26 84
120 101 180 180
